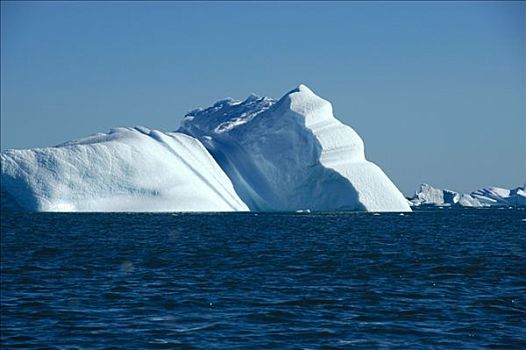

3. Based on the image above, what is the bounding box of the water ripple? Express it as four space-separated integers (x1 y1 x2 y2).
1 209 525 349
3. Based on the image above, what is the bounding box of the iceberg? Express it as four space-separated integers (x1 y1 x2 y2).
409 183 526 208
180 85 410 212
409 184 461 207
1 85 411 212
1 127 248 212
471 186 526 206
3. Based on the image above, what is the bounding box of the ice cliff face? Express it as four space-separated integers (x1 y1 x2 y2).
180 85 410 212
409 183 526 207
1 84 410 212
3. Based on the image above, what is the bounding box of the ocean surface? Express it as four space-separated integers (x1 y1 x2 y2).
1 208 525 349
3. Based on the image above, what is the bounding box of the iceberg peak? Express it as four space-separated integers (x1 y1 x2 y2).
179 85 410 212
243 93 261 102
297 83 311 91
286 83 314 95
280 84 318 104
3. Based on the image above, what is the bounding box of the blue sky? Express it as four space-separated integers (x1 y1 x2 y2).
1 1 524 195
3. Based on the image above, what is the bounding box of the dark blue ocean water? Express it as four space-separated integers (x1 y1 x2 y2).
1 209 525 349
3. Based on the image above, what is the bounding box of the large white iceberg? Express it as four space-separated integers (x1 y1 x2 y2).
1 85 411 212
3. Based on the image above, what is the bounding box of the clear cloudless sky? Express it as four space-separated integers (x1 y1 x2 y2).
1 1 524 195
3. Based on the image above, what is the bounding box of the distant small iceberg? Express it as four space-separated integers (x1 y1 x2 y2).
408 183 526 208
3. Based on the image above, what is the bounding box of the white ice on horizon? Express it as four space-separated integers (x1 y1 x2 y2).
409 183 526 208
1 84 411 212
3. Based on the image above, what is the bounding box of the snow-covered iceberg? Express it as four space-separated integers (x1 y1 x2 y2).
1 84 411 212
409 183 526 208
471 186 526 207
1 127 248 212
180 85 410 212
409 184 462 207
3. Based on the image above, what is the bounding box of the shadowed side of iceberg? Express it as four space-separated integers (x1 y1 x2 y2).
0 186 25 212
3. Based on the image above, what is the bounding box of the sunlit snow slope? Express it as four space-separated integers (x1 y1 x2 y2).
1 127 248 212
